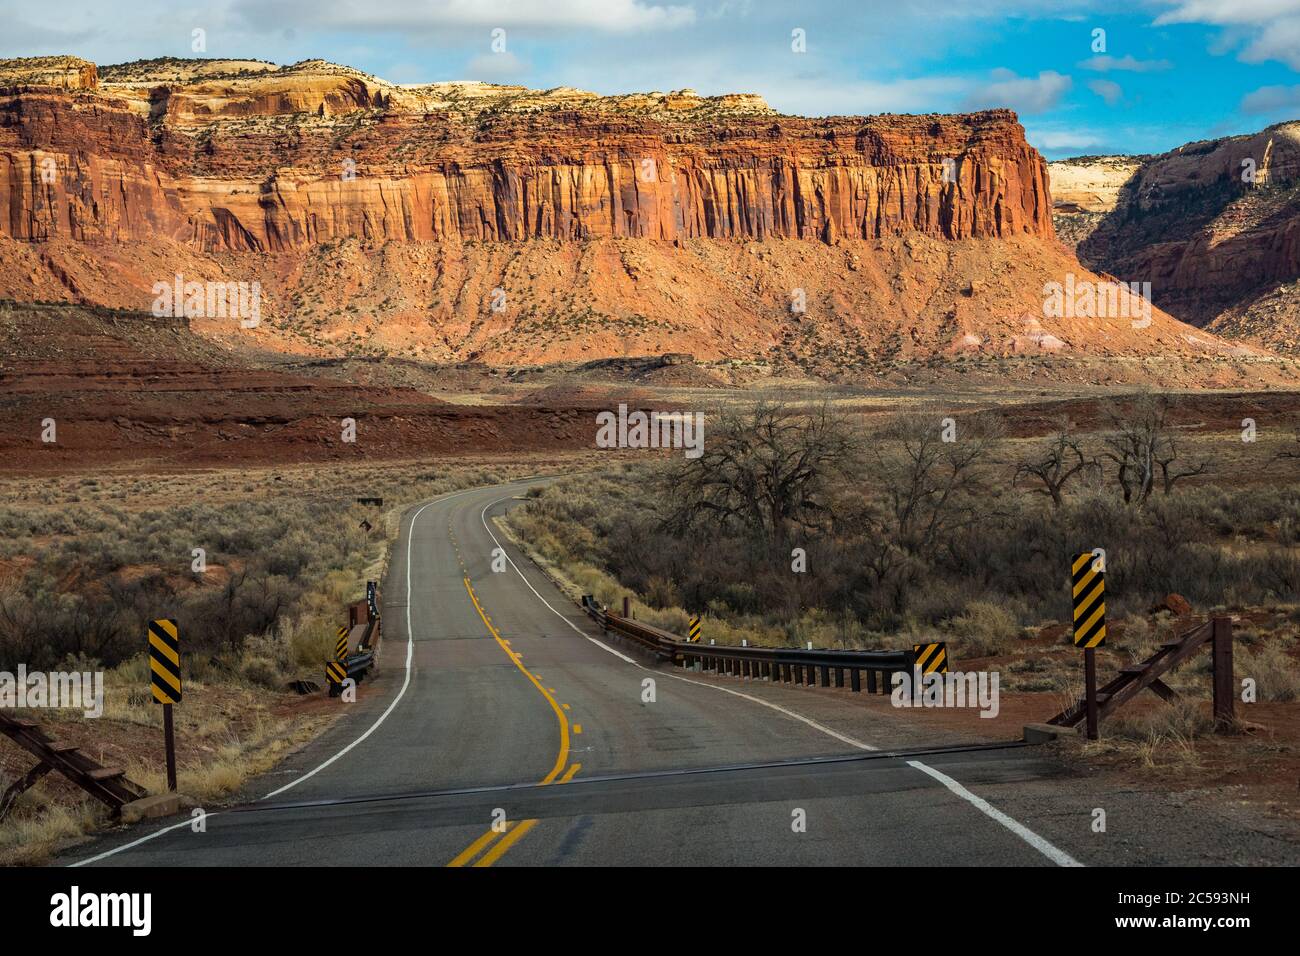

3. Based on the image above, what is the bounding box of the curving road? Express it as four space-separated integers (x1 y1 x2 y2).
64 479 1294 867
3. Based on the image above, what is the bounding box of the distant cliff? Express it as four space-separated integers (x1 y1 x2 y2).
0 57 1053 251
1076 122 1300 347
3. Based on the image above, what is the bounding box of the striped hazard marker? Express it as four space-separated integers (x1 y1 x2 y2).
913 642 949 674
1072 552 1107 648
149 618 182 704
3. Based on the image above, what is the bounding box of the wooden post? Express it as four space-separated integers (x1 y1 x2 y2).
1084 647 1099 741
163 703 177 792
1212 616 1235 728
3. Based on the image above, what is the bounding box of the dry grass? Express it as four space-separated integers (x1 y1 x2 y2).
0 455 591 865
1086 698 1215 771
1238 638 1300 702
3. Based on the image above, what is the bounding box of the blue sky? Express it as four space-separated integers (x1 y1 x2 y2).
4 0 1300 157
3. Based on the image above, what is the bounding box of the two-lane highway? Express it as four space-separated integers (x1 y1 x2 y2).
66 477 1289 867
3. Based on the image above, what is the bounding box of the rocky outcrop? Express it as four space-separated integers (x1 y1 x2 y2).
1077 123 1300 339
1048 155 1143 249
0 57 1053 252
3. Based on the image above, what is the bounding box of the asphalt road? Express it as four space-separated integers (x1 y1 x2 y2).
65 480 1298 867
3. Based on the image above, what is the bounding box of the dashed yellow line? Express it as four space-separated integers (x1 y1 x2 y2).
446 577 578 867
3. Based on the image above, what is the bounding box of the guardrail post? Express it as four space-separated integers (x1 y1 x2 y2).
1212 616 1234 728
819 665 830 687
834 666 844 688
850 668 861 692
867 669 877 694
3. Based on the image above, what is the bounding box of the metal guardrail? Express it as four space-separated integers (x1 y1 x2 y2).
328 650 376 697
581 596 918 695
326 593 380 697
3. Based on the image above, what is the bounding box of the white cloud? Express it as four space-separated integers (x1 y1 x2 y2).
962 69 1072 115
1025 128 1102 151
466 50 530 81
233 0 696 34
1240 83 1300 114
774 76 967 116
1078 54 1171 72
1088 78 1123 105
1154 1 1300 25
1153 1 1300 70
1239 16 1300 68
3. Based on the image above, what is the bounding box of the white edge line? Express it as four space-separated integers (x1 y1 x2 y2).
71 486 484 867
479 496 875 754
906 760 1083 867
481 493 1086 869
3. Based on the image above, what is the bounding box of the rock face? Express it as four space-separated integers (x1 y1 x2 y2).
2 56 1286 379
1048 155 1144 249
0 57 1053 251
1077 123 1300 346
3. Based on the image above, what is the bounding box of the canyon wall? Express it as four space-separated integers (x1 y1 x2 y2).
0 57 1053 253
1077 123 1300 338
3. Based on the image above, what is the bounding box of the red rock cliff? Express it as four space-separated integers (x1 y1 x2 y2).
0 57 1053 252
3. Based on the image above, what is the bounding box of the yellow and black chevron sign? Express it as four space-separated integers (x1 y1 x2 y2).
687 616 701 643
335 626 350 662
148 618 182 704
325 661 347 685
913 642 948 674
1072 552 1107 648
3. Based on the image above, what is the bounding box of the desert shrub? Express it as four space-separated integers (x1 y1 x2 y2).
240 657 282 690
944 601 1019 657
1237 641 1300 702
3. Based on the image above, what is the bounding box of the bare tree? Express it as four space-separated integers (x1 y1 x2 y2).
1014 420 1093 508
862 412 1004 560
1102 394 1209 505
662 401 858 547
1155 435 1209 494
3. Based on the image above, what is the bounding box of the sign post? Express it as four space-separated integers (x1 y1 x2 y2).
1071 552 1107 741
148 618 182 791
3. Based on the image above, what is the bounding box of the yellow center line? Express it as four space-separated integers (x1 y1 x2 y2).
447 821 518 868
464 577 570 785
445 577 576 867
473 819 538 867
